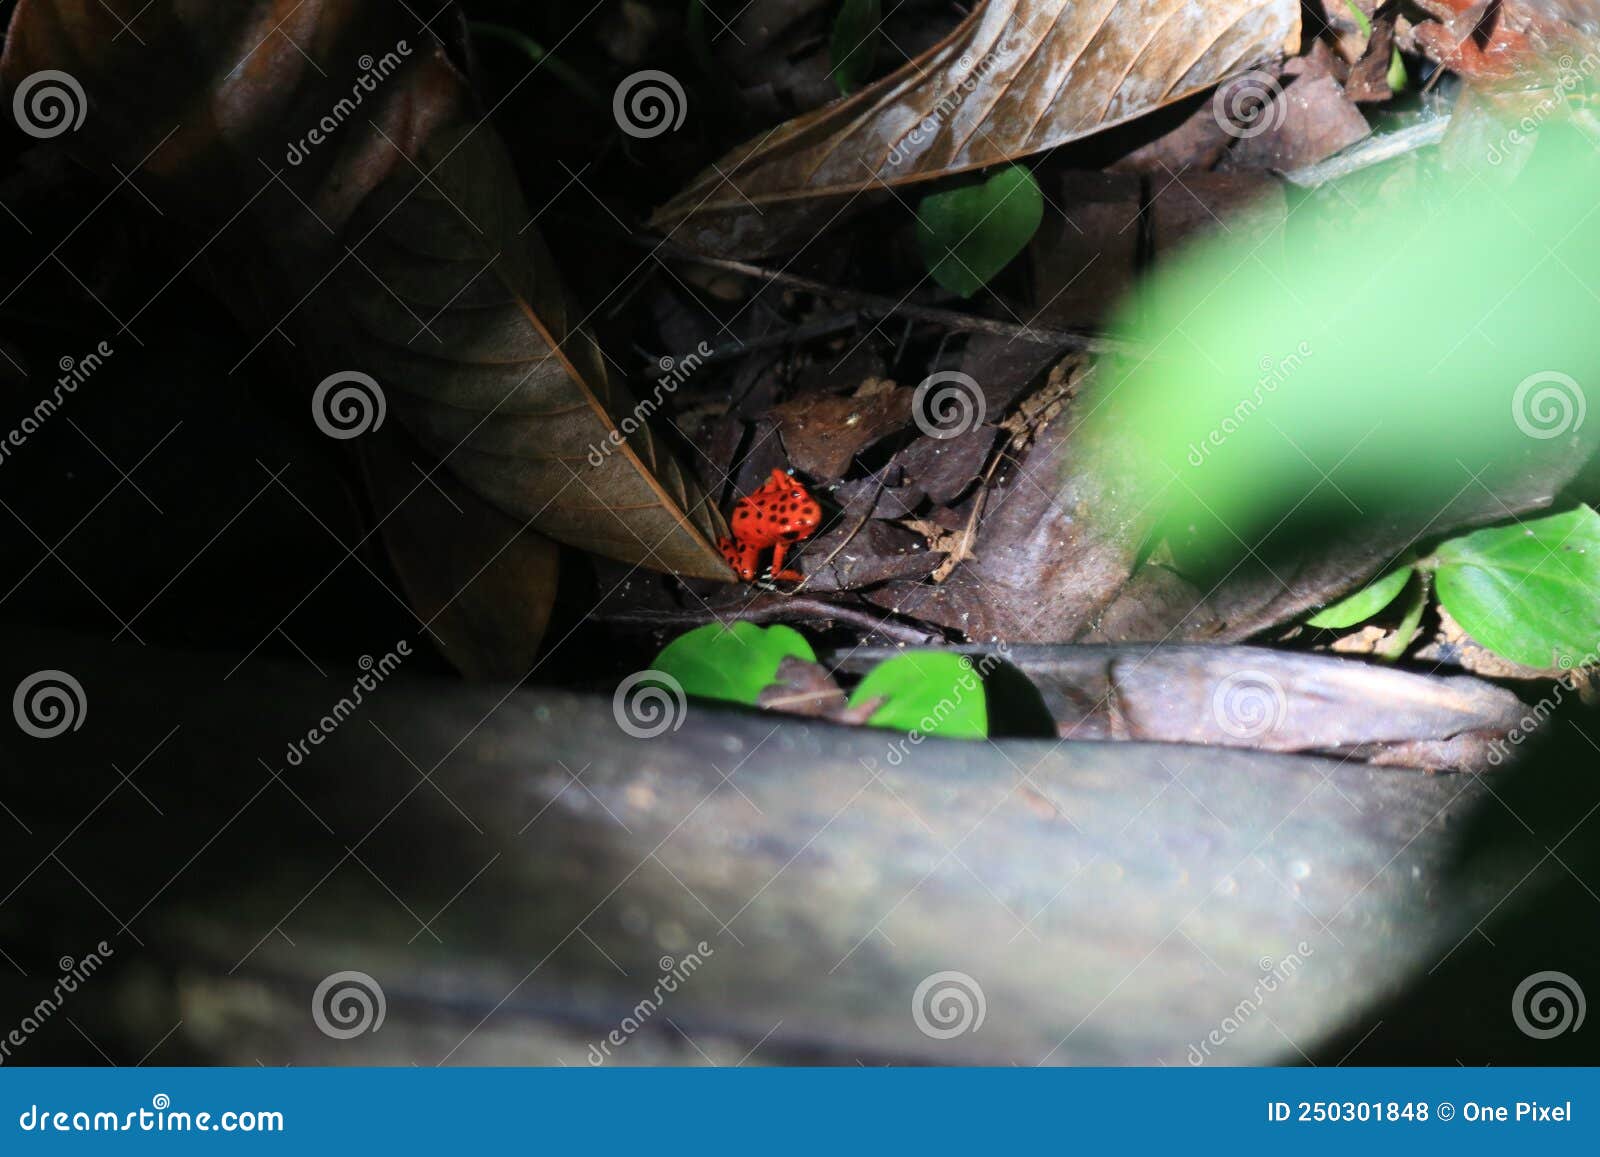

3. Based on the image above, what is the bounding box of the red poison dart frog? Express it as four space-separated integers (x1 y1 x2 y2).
717 468 823 582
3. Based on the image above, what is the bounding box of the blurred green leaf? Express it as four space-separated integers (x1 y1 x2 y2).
846 652 988 738
1307 565 1414 628
1428 506 1600 670
653 622 817 704
1087 133 1600 561
916 165 1043 298
829 0 881 94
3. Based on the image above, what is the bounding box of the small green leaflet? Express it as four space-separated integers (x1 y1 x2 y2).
652 622 816 704
916 165 1044 298
1428 506 1600 670
829 0 881 94
1307 565 1414 629
649 627 988 737
846 651 988 739
1339 0 1405 92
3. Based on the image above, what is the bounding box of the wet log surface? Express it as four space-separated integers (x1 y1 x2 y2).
0 629 1591 1065
833 644 1530 771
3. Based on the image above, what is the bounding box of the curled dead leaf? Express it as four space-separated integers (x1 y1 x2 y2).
652 0 1302 256
1 0 732 581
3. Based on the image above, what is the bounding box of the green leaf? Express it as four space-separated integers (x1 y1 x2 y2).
1307 565 1414 628
1085 132 1600 564
1428 506 1600 669
1336 2 1404 91
846 652 988 739
653 622 817 705
1340 0 1373 36
916 165 1043 298
829 0 881 94
1387 47 1408 94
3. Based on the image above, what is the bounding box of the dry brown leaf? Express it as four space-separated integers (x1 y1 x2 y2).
1414 0 1598 85
652 0 1302 256
337 122 731 577
360 422 560 681
1 0 732 580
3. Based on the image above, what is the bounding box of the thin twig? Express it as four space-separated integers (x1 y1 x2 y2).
636 236 1133 354
790 470 893 596
1281 117 1451 188
600 595 944 646
640 312 865 375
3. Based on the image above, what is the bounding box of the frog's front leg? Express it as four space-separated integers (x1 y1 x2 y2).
767 541 804 583
718 536 761 582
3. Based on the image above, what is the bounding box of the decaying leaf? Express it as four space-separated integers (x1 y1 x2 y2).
1413 0 1599 85
652 0 1302 255
756 656 885 723
339 123 731 578
359 422 560 681
833 643 1531 771
1 0 732 580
